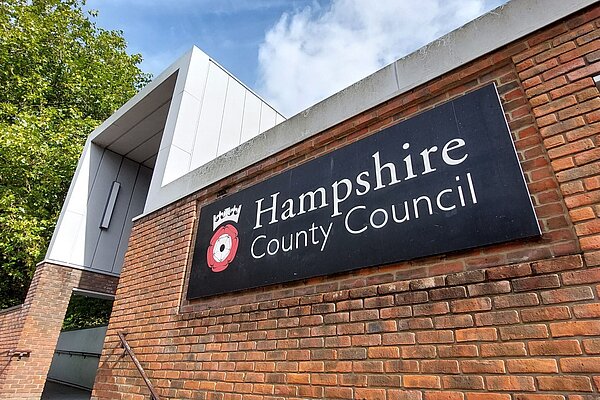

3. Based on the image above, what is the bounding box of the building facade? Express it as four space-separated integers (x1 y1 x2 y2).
1 0 600 399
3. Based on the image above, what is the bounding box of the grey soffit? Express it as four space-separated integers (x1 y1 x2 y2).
91 72 178 167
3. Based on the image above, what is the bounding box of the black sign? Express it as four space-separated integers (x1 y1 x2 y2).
187 84 540 299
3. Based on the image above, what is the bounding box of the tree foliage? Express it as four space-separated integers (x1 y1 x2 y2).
0 0 150 308
62 295 113 331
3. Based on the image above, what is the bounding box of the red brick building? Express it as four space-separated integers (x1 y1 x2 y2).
1 0 600 399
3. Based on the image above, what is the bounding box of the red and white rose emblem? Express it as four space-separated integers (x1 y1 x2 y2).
206 224 239 272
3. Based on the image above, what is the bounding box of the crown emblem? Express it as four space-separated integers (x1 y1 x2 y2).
213 205 242 230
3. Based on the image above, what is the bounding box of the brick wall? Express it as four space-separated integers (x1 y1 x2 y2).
0 306 24 379
92 5 599 400
0 263 118 400
514 11 600 267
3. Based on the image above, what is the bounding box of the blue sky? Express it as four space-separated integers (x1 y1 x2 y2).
86 0 507 117
86 1 317 88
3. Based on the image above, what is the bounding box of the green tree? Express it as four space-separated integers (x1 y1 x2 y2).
62 295 113 331
0 0 150 308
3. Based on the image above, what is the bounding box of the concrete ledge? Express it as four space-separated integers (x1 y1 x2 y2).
0 304 23 315
37 259 121 278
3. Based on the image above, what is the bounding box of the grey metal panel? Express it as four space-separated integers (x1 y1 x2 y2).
67 144 104 215
106 101 170 160
47 327 107 390
79 150 122 267
125 129 163 163
91 73 178 148
55 326 107 354
142 154 158 169
99 181 120 229
91 123 121 148
112 165 151 274
85 145 105 198
47 355 100 390
90 158 139 273
46 144 103 265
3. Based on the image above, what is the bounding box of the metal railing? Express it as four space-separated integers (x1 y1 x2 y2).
117 332 161 400
54 349 101 358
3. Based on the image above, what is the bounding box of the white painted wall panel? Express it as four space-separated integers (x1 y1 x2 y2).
169 93 201 153
275 113 286 125
47 144 98 262
47 210 84 263
160 91 199 186
181 47 210 100
161 145 191 185
189 63 229 170
145 50 284 213
217 79 246 156
239 93 262 142
68 145 103 214
159 90 184 152
259 104 277 135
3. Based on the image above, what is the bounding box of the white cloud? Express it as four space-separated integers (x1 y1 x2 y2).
257 0 504 117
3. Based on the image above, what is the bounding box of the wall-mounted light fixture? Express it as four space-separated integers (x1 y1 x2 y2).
100 181 121 229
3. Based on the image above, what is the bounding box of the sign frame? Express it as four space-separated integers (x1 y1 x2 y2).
187 83 540 300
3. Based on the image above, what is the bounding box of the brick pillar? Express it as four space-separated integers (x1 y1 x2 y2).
0 264 79 399
0 263 118 400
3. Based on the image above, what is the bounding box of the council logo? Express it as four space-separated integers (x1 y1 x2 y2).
206 205 241 272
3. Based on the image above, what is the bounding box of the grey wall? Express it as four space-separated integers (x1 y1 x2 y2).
46 145 151 275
